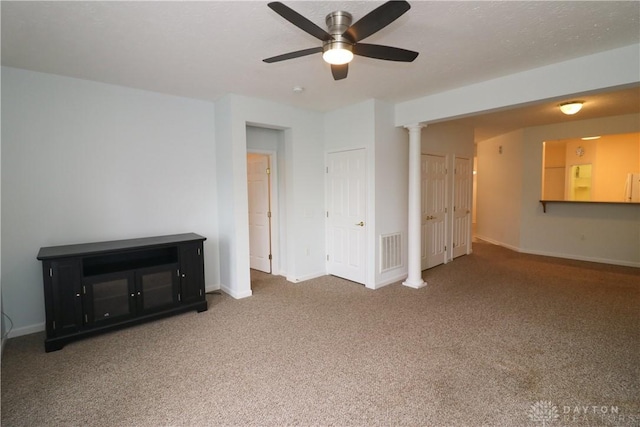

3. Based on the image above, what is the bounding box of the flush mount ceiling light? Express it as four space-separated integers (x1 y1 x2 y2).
581 136 601 140
559 101 584 115
322 42 354 65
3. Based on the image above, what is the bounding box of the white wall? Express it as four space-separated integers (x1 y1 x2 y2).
1 67 220 336
214 96 247 297
394 44 640 268
520 114 640 266
374 101 409 288
324 100 375 152
476 114 640 266
422 122 475 158
215 94 325 298
475 130 525 251
3 43 639 338
246 126 284 154
324 100 376 287
395 44 640 127
323 99 416 289
421 122 476 259
1 66 4 355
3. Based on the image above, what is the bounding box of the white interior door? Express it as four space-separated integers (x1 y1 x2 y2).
326 149 366 284
422 154 447 269
247 153 272 273
453 156 472 258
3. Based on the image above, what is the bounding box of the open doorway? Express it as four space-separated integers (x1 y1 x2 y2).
246 125 285 284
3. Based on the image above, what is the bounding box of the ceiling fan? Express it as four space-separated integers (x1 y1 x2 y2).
263 1 419 81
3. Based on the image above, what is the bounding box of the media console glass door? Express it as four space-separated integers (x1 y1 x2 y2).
83 263 180 326
137 264 180 312
83 271 136 325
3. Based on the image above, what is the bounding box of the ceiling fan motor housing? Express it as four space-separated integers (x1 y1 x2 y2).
323 11 353 54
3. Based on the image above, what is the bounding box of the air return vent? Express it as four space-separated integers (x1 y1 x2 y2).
380 233 402 272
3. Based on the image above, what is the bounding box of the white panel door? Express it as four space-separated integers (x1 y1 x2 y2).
326 149 366 284
247 153 272 273
453 156 472 259
421 154 447 269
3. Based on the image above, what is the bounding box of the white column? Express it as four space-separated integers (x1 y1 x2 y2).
403 124 427 289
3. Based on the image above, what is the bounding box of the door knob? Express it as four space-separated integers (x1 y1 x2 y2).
355 221 365 226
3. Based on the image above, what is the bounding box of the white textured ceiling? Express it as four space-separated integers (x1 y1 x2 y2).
2 1 640 138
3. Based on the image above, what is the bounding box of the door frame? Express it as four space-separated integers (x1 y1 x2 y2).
247 149 280 276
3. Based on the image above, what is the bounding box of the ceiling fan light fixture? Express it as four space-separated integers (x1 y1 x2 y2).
559 101 584 115
322 42 353 65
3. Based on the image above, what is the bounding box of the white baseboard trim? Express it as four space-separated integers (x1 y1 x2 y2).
474 235 520 252
370 273 407 290
520 248 640 268
220 284 252 299
286 271 326 283
8 322 45 339
475 235 639 268
5 287 233 341
205 284 221 294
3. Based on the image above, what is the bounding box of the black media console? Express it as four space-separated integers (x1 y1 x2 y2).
37 233 208 352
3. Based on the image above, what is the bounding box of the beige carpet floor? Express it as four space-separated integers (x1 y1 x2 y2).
1 241 639 426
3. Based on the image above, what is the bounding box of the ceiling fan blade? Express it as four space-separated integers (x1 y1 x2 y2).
352 43 418 62
344 1 411 43
268 2 333 42
263 47 323 63
331 64 348 80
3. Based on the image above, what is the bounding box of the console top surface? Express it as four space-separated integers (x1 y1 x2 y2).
37 233 206 260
